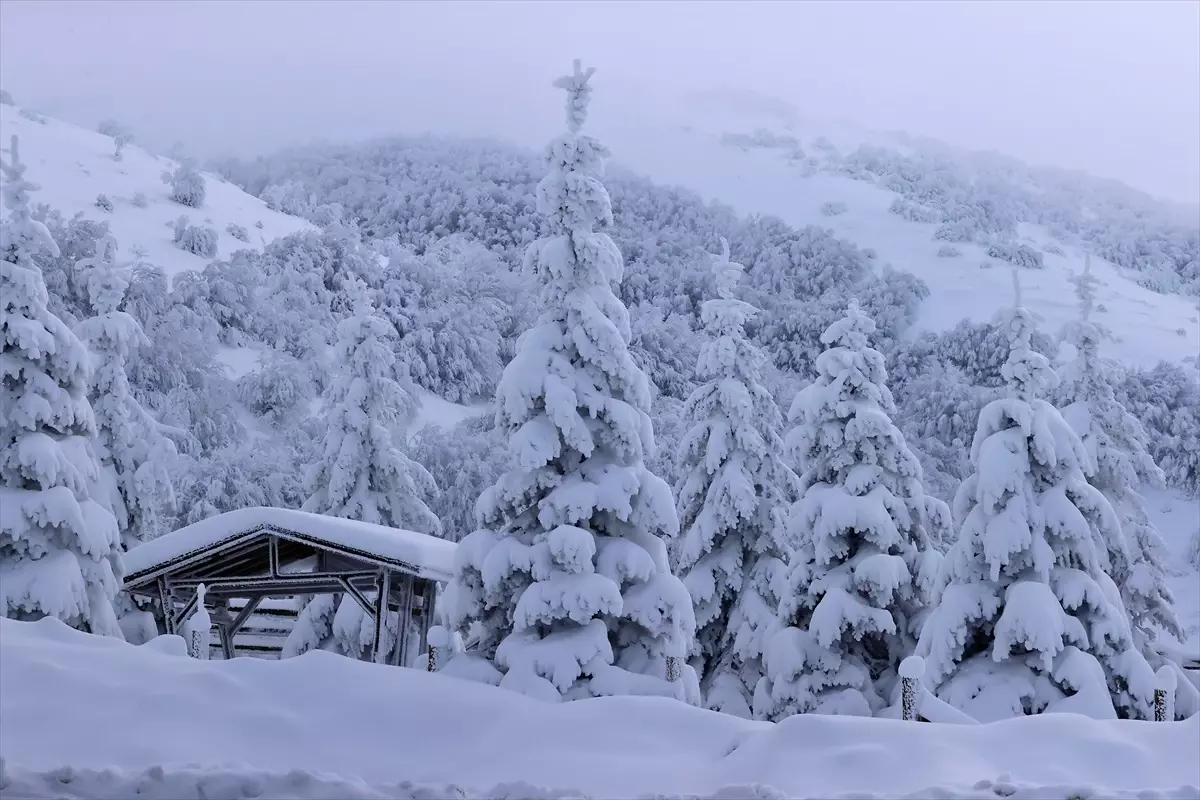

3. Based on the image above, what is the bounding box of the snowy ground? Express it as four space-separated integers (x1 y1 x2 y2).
0 105 313 282
594 101 1200 369
2 619 1198 800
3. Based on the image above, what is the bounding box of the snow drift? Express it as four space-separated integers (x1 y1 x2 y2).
1 618 1197 799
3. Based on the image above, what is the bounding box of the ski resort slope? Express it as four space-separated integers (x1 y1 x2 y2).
0 105 313 281
594 101 1200 369
1 618 1198 800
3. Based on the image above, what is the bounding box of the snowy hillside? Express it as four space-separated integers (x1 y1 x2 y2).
0 104 313 281
592 99 1200 368
3 618 1198 800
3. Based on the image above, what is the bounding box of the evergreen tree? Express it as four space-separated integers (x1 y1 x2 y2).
284 276 439 658
755 301 943 720
1058 257 1182 652
916 273 1156 721
675 238 799 718
444 62 695 702
0 136 123 636
75 237 176 550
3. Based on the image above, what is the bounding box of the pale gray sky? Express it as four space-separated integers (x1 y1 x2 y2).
2 0 1197 203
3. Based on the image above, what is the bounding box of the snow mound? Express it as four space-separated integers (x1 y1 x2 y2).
2 618 1197 799
0 105 313 281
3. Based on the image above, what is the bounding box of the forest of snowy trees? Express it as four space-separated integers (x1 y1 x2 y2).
2 59 1198 725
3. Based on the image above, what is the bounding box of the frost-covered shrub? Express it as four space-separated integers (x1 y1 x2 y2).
254 220 264 229
410 416 504 543
1187 528 1200 571
234 355 310 426
172 216 218 258
225 222 249 242
0 89 13 105
889 197 941 224
936 244 961 258
310 202 344 228
1044 243 1065 256
131 191 148 208
34 207 112 325
987 241 1045 269
162 161 206 208
18 108 47 124
1115 361 1200 496
720 128 804 160
94 193 113 212
820 200 848 217
262 181 312 217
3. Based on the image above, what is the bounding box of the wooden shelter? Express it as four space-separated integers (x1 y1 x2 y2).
123 506 455 666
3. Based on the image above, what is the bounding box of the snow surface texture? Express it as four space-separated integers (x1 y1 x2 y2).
1 618 1198 800
591 99 1200 368
123 506 455 582
0 105 312 283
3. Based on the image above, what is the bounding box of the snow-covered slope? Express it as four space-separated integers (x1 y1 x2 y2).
2 618 1198 800
592 101 1200 368
0 105 313 280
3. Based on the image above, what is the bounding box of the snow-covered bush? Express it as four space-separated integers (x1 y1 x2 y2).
131 192 148 208
756 302 943 720
674 239 799 718
97 120 133 161
987 241 1045 269
444 62 695 703
0 136 123 636
18 108 47 124
225 222 249 242
0 89 13 106
1187 528 1200 571
262 181 312 217
936 244 961 258
171 216 218 258
820 201 848 217
94 193 113 213
410 416 505 543
916 280 1155 721
889 197 941 224
233 353 311 427
162 161 206 208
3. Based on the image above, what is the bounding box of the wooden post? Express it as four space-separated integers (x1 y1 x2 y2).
372 570 392 665
157 578 174 635
1154 665 1176 722
899 656 925 722
666 656 681 683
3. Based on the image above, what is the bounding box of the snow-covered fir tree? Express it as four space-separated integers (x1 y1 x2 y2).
0 136 124 636
444 62 696 702
755 301 944 720
916 273 1156 721
75 237 176 550
284 276 439 659
1058 257 1182 654
674 238 799 718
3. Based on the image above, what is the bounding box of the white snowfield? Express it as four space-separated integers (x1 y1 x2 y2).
1 618 1197 800
593 100 1200 369
0 105 312 281
123 506 455 582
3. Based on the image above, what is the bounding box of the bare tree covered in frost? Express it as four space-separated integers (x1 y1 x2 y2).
444 62 696 702
285 277 440 659
0 137 123 636
162 160 206 208
675 238 799 717
916 273 1156 721
75 238 176 550
755 301 944 720
1056 260 1193 717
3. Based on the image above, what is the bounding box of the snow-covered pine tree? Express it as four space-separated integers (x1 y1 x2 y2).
284 276 439 659
675 238 799 718
444 62 696 702
916 272 1156 721
755 300 944 720
1057 259 1193 717
0 136 124 636
75 237 176 551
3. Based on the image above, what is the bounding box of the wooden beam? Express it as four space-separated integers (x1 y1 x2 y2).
422 579 438 658
218 624 235 660
227 596 262 637
372 570 392 664
158 577 174 635
338 577 374 616
168 570 379 593
171 589 199 632
396 572 416 668
268 535 280 577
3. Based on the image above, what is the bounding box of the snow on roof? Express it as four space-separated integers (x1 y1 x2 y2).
124 507 455 583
